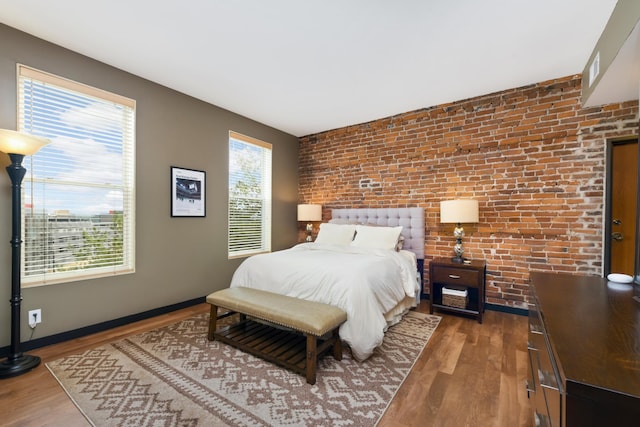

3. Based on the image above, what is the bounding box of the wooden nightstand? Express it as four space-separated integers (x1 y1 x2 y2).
429 257 486 323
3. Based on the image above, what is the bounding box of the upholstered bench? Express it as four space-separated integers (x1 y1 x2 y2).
206 287 347 385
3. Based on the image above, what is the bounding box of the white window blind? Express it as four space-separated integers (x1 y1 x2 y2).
228 131 272 258
17 64 136 286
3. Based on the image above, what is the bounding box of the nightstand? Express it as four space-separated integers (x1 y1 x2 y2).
429 257 486 323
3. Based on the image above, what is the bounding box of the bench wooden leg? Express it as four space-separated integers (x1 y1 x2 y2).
207 304 218 341
306 334 317 385
332 328 342 361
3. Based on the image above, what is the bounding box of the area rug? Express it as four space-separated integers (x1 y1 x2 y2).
46 310 441 427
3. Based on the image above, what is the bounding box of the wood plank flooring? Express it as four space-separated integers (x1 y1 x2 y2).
0 301 533 427
379 303 533 427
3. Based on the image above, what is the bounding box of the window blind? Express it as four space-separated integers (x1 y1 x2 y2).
228 131 272 258
17 64 136 286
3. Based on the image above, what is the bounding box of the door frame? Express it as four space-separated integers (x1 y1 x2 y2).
604 137 639 276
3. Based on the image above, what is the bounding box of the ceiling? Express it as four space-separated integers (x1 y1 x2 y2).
0 0 620 137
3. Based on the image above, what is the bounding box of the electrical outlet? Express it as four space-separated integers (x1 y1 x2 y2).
28 309 42 328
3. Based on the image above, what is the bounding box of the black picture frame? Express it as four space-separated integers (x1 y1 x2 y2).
171 166 206 217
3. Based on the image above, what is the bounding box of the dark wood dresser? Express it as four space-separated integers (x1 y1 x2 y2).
528 272 640 427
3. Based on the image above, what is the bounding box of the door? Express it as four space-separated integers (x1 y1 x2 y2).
606 139 638 275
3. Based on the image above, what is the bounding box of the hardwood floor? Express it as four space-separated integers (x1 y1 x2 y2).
380 303 533 427
0 301 532 427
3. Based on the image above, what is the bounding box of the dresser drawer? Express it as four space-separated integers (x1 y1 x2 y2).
528 303 543 335
537 343 560 391
543 384 561 427
528 294 562 427
431 266 480 288
528 348 552 426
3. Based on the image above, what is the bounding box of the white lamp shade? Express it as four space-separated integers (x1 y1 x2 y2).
0 129 50 155
297 204 322 222
440 199 479 224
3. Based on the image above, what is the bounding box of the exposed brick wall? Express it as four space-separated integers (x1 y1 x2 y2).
298 75 639 309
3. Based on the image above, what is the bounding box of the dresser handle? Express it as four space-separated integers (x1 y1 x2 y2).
538 369 559 390
525 380 534 393
529 323 543 334
448 274 460 279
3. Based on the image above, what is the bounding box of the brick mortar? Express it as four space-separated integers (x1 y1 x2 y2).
298 75 639 309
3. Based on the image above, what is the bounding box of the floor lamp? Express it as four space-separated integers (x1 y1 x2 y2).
0 129 50 379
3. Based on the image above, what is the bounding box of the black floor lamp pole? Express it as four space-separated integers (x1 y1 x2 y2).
0 153 41 379
0 129 49 379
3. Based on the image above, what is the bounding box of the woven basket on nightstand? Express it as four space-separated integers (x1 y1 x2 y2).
442 293 467 309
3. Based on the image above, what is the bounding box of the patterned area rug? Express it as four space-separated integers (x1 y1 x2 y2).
46 310 440 426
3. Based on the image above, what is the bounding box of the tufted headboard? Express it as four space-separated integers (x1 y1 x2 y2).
330 207 425 259
331 207 426 295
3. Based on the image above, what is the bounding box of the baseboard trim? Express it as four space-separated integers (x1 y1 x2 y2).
0 296 205 358
2 296 528 358
485 303 528 316
421 295 528 317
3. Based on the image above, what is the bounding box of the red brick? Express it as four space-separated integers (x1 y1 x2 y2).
298 75 639 309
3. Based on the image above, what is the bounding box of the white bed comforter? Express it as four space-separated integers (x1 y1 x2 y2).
229 243 418 361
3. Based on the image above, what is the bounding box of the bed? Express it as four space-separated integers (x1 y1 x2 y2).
229 207 425 361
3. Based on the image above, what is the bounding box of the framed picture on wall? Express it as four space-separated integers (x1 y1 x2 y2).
171 166 206 217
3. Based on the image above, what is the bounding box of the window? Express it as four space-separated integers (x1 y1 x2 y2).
228 131 272 258
18 65 135 286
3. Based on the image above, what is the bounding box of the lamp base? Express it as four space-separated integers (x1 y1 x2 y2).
305 222 313 242
0 354 41 379
451 256 465 264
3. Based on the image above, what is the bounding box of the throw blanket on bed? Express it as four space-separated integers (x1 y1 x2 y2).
229 243 417 361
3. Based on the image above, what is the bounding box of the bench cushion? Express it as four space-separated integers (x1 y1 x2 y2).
206 287 347 337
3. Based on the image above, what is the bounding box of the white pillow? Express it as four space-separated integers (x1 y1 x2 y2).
328 218 352 225
351 225 403 250
314 223 357 245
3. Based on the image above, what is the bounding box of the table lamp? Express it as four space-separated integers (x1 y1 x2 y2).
440 199 479 263
297 204 322 242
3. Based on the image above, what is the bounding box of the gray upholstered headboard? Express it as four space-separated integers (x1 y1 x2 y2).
330 207 425 259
